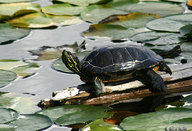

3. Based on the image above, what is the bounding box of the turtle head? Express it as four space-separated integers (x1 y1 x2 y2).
62 50 81 74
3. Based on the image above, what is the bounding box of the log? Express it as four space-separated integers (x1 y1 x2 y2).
38 62 192 108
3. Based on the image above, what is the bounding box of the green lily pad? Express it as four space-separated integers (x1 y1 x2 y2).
0 2 40 21
0 0 36 3
37 105 112 126
110 2 184 16
82 24 147 41
180 24 192 39
0 124 15 131
48 15 83 26
52 51 90 74
0 23 30 45
42 4 85 16
0 92 37 114
9 114 52 131
52 0 111 6
146 14 192 32
131 31 182 45
81 119 122 131
0 59 39 78
0 108 19 124
80 5 128 23
0 70 17 88
7 12 53 28
52 58 73 74
83 12 161 40
99 12 160 28
120 108 192 130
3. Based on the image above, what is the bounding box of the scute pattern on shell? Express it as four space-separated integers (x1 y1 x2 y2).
80 45 163 74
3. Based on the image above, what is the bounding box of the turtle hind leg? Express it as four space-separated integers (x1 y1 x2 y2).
93 77 105 96
146 69 167 92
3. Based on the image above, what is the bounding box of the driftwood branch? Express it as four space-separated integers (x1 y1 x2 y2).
38 62 192 108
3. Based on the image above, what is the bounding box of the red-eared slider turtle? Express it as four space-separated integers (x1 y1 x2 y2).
62 44 173 96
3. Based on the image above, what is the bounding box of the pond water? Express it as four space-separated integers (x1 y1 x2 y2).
0 0 192 130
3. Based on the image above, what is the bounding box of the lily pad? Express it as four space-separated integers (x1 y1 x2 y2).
0 108 19 124
0 0 36 3
0 2 40 21
0 23 30 45
52 51 90 74
0 59 39 78
83 12 161 40
0 70 17 88
131 31 182 45
37 105 112 126
82 24 147 41
110 2 184 16
120 108 192 130
48 15 83 26
9 114 52 131
0 124 15 131
42 4 85 16
7 12 53 28
180 24 192 39
80 5 128 23
99 12 160 28
0 92 37 114
146 14 192 32
81 119 122 131
52 0 111 6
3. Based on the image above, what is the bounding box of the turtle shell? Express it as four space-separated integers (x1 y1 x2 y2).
80 45 163 74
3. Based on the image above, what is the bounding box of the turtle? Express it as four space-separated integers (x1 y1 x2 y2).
62 44 174 96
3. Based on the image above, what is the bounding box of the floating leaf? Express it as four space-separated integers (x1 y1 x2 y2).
99 12 160 28
9 114 52 131
7 12 53 28
52 58 73 73
0 108 19 124
131 31 182 45
48 15 83 26
180 24 192 40
52 51 90 74
120 108 192 130
42 4 85 16
110 2 184 16
83 12 160 40
0 0 36 3
0 23 30 45
81 119 122 131
0 124 15 131
146 14 192 32
0 59 39 78
52 0 111 6
37 105 112 126
131 31 173 42
82 24 147 41
80 5 128 23
0 2 40 21
0 92 37 114
0 70 17 88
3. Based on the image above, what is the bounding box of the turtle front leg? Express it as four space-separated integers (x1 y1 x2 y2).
146 69 167 92
93 77 105 96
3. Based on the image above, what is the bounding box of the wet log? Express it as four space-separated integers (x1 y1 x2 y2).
38 62 192 108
